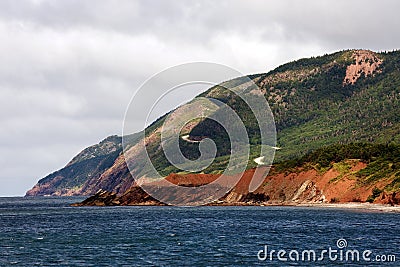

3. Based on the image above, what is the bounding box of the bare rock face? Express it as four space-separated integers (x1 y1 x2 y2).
343 50 383 85
375 191 400 206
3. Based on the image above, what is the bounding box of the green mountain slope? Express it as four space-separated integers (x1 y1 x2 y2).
215 50 399 157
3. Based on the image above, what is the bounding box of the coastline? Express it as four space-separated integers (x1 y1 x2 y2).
295 202 400 213
206 201 400 212
70 191 400 212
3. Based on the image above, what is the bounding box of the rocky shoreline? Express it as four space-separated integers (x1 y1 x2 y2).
71 161 400 209
296 202 400 213
72 189 400 213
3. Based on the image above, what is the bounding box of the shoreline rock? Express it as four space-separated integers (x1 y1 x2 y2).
72 188 400 213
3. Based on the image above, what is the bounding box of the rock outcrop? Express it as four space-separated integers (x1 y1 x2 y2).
343 50 383 85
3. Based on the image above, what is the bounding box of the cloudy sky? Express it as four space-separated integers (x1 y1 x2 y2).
1 0 399 196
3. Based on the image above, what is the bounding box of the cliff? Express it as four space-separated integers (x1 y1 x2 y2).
73 143 400 206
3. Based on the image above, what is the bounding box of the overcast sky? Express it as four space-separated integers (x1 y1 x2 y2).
1 0 399 196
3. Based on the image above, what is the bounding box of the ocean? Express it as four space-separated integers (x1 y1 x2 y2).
0 197 398 266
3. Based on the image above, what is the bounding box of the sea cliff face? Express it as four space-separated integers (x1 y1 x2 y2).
28 49 400 206
73 159 400 206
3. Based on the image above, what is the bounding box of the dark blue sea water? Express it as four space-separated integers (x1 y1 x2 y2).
0 197 399 266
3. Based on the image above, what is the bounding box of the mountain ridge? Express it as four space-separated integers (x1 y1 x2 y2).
26 49 400 205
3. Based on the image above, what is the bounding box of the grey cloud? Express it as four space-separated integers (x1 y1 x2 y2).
0 0 399 195
1 0 399 48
